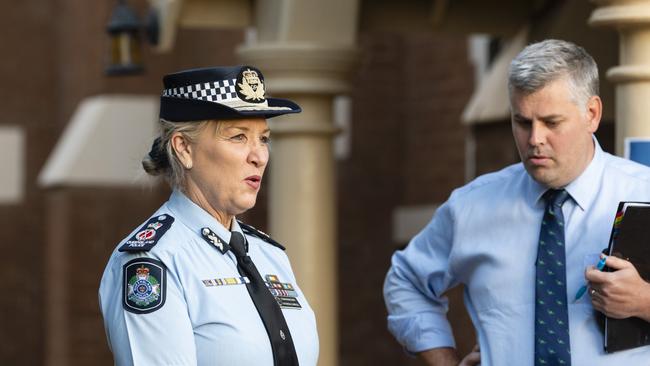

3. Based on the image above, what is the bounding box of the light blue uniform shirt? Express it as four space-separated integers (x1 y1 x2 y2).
99 190 319 366
384 140 650 365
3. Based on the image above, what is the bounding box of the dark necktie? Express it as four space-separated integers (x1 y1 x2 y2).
229 231 299 366
535 189 571 366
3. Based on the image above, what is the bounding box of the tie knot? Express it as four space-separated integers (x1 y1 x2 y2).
229 231 247 258
543 189 570 207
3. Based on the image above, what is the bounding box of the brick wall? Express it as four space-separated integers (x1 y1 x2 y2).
0 1 56 365
337 32 474 365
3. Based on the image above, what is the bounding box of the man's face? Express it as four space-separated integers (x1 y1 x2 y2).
510 77 601 189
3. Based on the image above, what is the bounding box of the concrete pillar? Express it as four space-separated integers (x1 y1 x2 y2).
590 0 650 155
238 43 356 366
237 2 359 364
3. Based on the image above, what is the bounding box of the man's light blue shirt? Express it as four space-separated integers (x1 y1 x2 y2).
384 139 650 365
100 190 319 366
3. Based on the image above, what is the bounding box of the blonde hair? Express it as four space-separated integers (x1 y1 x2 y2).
142 119 211 189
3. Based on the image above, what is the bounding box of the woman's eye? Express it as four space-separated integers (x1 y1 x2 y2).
231 134 247 142
261 135 271 144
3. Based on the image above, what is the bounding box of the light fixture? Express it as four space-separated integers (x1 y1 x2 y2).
106 0 159 76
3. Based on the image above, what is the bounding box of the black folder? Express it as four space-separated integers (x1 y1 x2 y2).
603 202 650 353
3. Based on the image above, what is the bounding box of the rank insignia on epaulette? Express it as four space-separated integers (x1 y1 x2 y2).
123 258 167 314
264 274 301 309
200 227 230 254
238 221 286 250
119 215 174 252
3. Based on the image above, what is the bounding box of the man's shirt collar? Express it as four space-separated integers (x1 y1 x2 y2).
528 136 605 210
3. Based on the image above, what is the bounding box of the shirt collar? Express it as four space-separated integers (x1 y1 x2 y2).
166 189 244 243
564 136 605 211
527 135 605 211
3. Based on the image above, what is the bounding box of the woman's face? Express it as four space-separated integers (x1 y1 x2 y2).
183 118 270 219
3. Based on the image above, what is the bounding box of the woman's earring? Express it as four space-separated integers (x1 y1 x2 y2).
186 162 192 170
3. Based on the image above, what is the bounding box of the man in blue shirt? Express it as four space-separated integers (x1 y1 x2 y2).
384 39 650 365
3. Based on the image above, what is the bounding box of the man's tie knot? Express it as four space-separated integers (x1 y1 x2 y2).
229 231 247 258
543 189 570 208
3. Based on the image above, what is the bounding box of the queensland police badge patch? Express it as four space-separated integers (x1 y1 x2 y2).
123 258 167 314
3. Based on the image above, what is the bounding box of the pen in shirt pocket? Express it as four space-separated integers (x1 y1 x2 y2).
573 255 607 303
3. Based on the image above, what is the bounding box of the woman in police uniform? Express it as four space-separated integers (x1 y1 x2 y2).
99 66 319 366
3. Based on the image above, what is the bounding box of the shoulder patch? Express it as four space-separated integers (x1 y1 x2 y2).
122 258 167 314
119 214 174 252
238 220 286 250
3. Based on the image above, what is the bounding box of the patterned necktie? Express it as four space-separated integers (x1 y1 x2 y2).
229 232 300 366
535 189 571 366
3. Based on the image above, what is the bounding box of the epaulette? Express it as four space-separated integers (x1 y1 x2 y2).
119 214 175 252
238 220 286 251
200 227 230 255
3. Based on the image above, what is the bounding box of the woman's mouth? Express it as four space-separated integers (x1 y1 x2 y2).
244 175 262 190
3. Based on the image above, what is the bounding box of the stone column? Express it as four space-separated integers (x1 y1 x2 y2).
238 42 356 366
590 0 650 155
238 0 359 362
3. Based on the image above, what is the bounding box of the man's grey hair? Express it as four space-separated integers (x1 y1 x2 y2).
508 39 599 109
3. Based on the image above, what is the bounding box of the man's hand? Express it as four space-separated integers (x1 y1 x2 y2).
586 255 650 321
418 345 480 366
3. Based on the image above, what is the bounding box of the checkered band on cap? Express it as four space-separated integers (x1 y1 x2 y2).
162 79 238 103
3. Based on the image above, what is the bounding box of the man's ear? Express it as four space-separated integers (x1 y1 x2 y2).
586 95 602 133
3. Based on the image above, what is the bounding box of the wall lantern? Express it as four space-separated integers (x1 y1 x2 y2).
106 0 159 76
